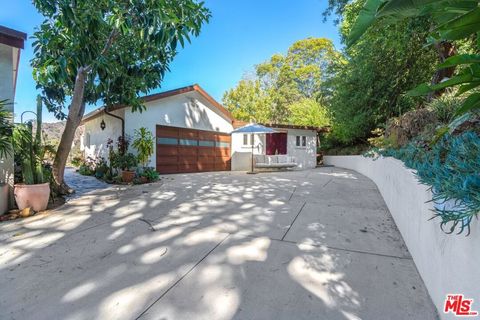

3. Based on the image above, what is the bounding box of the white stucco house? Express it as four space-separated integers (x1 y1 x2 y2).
81 84 324 174
0 25 26 213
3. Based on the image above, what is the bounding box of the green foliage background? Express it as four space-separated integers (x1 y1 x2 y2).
222 38 336 127
327 0 437 145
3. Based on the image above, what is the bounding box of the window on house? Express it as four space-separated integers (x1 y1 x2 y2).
179 139 198 146
243 134 254 146
296 135 306 147
85 133 91 148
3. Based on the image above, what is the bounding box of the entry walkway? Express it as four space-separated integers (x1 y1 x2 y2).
64 166 110 199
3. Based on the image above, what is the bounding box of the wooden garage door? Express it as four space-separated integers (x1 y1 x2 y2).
156 125 231 174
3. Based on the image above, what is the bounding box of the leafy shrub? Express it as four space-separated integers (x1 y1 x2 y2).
427 91 462 124
78 164 94 176
141 167 159 182
94 158 108 179
114 153 137 171
78 157 96 176
132 127 154 167
384 108 438 148
374 131 480 235
71 156 83 168
0 100 13 159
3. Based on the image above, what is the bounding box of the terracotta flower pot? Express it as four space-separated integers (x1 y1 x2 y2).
14 183 50 212
1 183 8 214
122 170 136 183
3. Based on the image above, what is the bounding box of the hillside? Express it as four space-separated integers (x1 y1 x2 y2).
35 122 84 148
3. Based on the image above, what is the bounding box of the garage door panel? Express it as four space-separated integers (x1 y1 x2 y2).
178 163 198 172
177 146 198 156
157 126 178 138
215 135 231 142
214 163 230 171
197 163 215 171
156 125 231 174
198 156 215 164
179 130 198 139
178 156 198 165
197 147 215 156
216 155 231 162
214 148 230 157
157 155 178 164
215 159 231 167
198 132 216 140
157 146 178 156
156 165 179 173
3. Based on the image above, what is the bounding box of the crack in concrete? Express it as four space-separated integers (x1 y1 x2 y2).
281 202 307 241
138 218 156 232
135 233 231 319
288 187 297 202
322 178 333 188
273 237 412 260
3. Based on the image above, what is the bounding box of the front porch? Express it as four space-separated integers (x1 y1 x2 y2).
231 129 318 171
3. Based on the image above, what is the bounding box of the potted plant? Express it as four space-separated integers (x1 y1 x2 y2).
13 96 50 212
0 100 13 214
118 153 138 183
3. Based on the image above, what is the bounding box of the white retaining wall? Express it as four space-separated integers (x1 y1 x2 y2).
323 155 480 319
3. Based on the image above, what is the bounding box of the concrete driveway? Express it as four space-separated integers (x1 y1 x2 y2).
0 167 437 320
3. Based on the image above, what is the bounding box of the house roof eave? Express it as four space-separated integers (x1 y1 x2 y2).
81 84 233 124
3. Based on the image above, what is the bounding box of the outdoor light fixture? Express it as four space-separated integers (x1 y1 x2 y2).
100 119 106 131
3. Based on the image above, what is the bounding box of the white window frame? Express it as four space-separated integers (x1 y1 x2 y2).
296 135 307 148
243 133 254 146
85 132 91 148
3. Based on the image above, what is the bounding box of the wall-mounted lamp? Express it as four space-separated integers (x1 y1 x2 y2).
100 119 106 131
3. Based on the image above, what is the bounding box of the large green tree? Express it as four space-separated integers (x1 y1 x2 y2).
348 0 480 115
222 79 272 123
223 38 338 126
32 0 210 193
327 0 437 144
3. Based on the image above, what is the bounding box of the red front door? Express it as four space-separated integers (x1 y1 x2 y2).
266 132 287 155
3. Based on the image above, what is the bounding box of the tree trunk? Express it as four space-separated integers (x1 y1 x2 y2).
428 41 457 101
52 67 88 194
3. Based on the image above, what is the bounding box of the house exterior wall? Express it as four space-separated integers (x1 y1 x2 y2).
231 133 266 171
82 109 124 161
286 129 317 169
82 92 233 168
124 92 233 167
0 43 15 210
231 128 317 171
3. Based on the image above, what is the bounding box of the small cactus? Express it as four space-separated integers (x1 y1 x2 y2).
13 95 45 185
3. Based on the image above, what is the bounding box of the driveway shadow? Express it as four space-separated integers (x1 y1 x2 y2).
0 168 437 320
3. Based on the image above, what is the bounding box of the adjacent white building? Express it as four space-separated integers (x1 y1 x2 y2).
0 25 26 212
81 84 323 174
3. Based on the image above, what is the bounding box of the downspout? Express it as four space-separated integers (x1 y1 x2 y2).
104 108 126 155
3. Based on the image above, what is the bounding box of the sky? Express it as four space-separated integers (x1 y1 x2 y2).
0 0 341 123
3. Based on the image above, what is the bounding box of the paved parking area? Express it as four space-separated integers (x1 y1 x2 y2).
0 167 437 319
